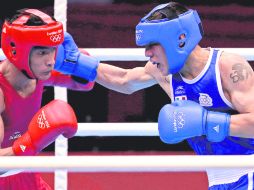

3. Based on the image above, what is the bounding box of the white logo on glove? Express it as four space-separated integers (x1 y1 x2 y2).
213 125 220 133
37 110 51 129
173 111 185 132
20 145 26 152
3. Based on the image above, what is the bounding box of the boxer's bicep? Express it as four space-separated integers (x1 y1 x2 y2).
220 54 254 137
225 58 254 112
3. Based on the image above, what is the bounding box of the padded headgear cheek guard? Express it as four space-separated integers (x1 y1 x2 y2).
136 3 203 74
1 9 64 78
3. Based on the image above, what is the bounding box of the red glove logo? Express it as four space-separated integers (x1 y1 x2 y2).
37 110 50 129
13 100 77 156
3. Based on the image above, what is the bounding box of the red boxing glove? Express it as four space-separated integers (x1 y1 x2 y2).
12 99 78 156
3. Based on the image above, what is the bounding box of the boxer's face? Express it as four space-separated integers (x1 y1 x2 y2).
145 44 168 76
29 46 56 80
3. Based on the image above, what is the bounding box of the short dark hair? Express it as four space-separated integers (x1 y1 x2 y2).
147 2 189 21
7 8 55 26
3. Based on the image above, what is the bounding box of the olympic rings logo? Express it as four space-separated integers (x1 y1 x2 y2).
37 110 51 129
172 111 185 133
136 30 143 41
37 112 46 129
49 34 62 43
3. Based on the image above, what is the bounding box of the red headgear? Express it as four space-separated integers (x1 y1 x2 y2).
1 9 64 78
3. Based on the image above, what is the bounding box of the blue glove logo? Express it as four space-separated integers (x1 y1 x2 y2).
213 125 220 133
172 111 185 133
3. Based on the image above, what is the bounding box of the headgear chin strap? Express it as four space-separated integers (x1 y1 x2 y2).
1 9 64 78
136 3 203 74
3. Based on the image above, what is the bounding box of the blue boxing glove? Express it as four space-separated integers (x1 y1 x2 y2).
55 32 99 81
158 100 230 144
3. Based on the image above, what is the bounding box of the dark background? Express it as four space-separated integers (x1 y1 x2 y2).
0 1 254 152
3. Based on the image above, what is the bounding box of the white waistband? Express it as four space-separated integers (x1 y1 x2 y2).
207 168 254 187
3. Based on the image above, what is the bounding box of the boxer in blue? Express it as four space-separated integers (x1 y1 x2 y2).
95 2 254 189
42 2 254 189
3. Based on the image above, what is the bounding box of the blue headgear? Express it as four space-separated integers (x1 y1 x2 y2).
136 3 203 74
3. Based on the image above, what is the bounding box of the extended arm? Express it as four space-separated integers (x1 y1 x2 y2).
96 62 158 94
55 32 159 94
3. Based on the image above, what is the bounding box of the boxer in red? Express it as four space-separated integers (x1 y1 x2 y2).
0 9 95 189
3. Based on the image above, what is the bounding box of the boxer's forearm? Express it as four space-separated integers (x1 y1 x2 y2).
96 63 131 93
96 63 157 94
229 113 254 138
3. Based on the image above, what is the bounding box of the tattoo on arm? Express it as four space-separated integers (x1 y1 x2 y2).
229 63 253 83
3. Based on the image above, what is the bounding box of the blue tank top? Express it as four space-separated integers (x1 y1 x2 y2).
170 48 254 155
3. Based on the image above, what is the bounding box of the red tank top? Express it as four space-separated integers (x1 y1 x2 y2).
0 74 44 148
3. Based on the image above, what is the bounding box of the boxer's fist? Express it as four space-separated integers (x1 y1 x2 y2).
158 100 230 144
12 99 78 156
55 32 99 81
